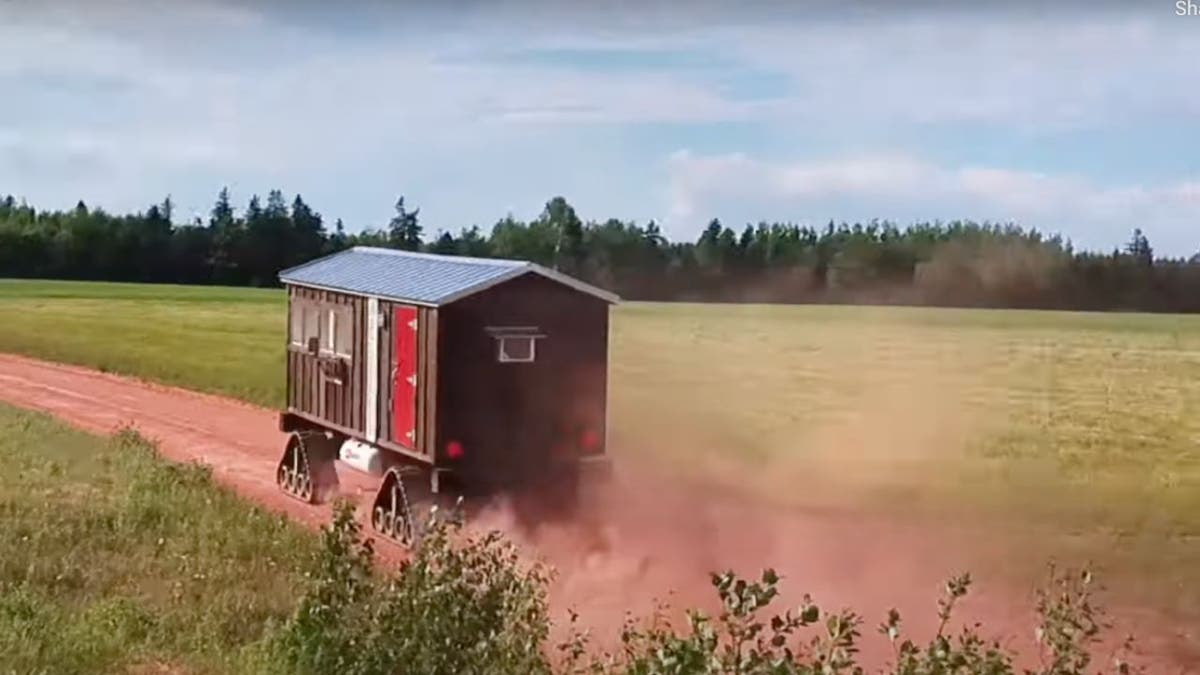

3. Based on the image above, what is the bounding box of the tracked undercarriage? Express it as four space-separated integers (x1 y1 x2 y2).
275 429 475 549
275 425 608 551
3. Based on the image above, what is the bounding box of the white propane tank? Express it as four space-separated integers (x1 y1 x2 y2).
338 439 385 476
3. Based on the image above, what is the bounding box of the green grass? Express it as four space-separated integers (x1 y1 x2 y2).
1 279 1198 618
0 403 317 674
0 279 285 406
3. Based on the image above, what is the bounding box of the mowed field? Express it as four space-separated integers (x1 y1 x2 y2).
1 278 1199 623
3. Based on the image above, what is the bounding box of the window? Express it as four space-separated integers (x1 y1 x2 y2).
290 302 321 349
486 326 544 364
289 303 304 346
303 305 320 348
323 306 353 358
335 308 352 357
291 300 352 357
499 335 535 362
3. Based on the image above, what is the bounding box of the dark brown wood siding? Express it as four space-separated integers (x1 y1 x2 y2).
435 273 610 491
285 285 367 436
377 300 393 445
422 306 439 457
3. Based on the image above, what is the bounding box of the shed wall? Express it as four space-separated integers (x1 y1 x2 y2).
285 285 436 461
286 286 367 436
436 273 610 489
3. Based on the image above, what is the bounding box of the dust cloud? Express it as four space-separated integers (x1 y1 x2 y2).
460 305 1191 670
467 336 1036 666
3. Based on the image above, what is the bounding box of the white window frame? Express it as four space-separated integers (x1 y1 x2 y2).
326 310 336 353
291 302 322 351
498 335 537 363
486 326 544 364
289 301 304 347
305 306 320 349
320 306 353 359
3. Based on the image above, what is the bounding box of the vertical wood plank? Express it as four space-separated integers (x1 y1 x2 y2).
424 308 438 458
353 295 360 431
338 293 347 427
364 296 379 442
380 302 393 444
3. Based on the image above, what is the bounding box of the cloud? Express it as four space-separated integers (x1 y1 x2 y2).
1 0 1197 253
665 151 1200 255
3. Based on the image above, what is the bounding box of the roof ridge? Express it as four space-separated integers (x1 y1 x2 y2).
351 246 528 268
279 246 620 306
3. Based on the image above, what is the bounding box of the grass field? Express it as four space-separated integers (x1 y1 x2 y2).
1 278 1199 619
0 403 316 674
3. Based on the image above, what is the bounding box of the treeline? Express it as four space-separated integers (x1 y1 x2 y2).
2 188 1199 312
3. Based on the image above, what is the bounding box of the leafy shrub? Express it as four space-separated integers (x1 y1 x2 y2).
560 566 1141 675
270 502 1143 675
270 500 554 675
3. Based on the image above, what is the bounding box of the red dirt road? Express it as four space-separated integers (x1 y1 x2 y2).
0 352 1196 672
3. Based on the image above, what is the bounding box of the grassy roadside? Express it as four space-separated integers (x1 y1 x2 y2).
0 279 286 407
0 403 316 674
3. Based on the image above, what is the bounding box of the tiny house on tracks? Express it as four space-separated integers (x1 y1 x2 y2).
275 246 619 547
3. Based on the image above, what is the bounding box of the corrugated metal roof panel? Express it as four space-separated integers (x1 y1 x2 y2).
278 247 619 305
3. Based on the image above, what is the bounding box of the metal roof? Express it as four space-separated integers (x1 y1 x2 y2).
277 246 620 306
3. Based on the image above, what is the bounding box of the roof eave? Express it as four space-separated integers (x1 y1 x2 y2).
528 264 621 304
277 247 621 306
432 265 531 306
277 248 349 281
279 278 440 307
436 265 621 306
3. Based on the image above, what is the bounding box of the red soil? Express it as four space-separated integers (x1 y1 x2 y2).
0 352 1195 672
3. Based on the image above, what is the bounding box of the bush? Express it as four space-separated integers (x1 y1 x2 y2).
561 567 1142 675
269 500 554 675
270 502 1142 675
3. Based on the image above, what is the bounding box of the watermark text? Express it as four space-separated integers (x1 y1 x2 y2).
1178 0 1200 16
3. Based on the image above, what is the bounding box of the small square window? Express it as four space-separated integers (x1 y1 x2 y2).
487 326 544 364
498 335 535 363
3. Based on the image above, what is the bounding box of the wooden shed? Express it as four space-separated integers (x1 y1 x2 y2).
275 246 619 544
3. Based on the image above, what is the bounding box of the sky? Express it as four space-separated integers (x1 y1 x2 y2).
1 0 1198 256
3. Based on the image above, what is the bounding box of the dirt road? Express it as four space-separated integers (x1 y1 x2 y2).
0 352 1195 671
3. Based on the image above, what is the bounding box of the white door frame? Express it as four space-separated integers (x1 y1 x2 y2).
365 297 380 443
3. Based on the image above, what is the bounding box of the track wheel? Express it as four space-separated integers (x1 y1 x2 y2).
275 432 336 505
369 467 420 548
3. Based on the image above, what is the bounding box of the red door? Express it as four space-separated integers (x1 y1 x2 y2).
392 306 418 448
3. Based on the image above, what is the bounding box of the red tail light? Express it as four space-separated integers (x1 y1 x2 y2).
579 429 601 452
446 440 464 459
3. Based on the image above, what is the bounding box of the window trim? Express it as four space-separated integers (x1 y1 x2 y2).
498 335 537 363
486 326 545 364
290 301 322 352
289 302 304 347
320 306 353 359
